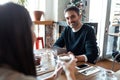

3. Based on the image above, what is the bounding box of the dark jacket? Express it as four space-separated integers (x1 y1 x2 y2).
54 24 98 64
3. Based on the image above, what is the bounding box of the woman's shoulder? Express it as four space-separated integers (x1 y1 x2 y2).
0 67 36 80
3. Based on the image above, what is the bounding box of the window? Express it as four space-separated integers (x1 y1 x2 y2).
0 0 46 49
26 0 46 49
89 0 108 58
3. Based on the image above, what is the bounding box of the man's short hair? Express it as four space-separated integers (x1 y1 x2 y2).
64 6 80 16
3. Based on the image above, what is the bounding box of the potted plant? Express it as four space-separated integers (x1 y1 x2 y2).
17 0 43 21
34 11 44 21
17 0 27 7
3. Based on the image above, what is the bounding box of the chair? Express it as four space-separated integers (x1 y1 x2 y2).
85 23 100 64
35 24 44 49
36 37 44 49
84 23 98 35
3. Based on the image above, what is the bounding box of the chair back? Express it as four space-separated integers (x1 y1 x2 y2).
85 23 100 64
84 23 98 36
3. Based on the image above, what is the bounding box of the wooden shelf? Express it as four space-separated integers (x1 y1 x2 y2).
108 33 120 37
112 23 119 26
33 21 54 25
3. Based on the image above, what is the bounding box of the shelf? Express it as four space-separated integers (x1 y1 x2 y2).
33 21 54 25
108 33 120 37
112 24 119 26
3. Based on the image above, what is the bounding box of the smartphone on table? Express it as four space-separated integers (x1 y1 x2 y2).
76 64 89 69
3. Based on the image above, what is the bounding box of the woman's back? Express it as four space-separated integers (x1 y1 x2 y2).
0 67 36 80
0 2 36 76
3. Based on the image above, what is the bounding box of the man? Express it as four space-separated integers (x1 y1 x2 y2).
54 6 98 64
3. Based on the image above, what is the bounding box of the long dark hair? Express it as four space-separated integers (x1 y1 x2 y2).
0 2 36 76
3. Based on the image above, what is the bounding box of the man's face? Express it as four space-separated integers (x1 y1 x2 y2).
64 10 81 29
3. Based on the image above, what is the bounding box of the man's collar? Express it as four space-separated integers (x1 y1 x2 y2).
72 23 83 32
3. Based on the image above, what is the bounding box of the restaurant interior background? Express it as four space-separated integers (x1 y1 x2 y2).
1 0 120 61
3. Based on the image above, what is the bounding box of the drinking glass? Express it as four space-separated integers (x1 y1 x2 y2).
34 50 43 69
51 49 58 65
97 69 118 80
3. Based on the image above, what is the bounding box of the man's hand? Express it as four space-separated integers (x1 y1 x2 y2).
75 55 87 62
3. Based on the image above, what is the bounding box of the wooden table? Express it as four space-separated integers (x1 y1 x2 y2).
37 62 116 80
36 49 118 80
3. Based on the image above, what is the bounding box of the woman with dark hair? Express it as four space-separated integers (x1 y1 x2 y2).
0 1 36 77
0 2 77 80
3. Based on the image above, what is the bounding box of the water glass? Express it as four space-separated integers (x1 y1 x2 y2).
97 69 118 80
